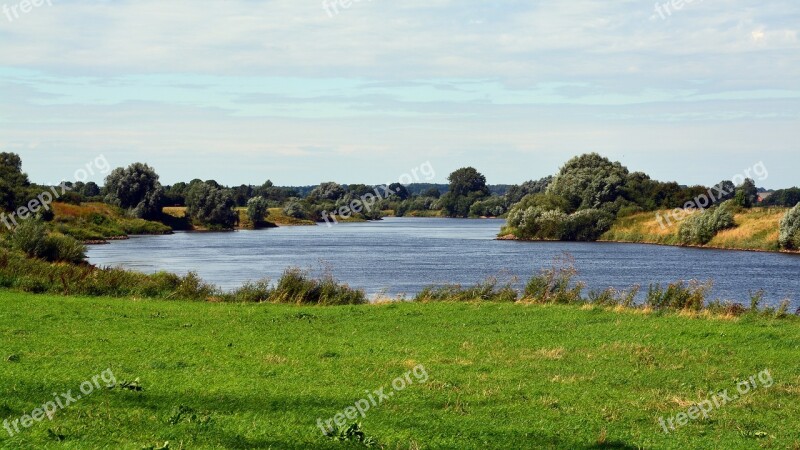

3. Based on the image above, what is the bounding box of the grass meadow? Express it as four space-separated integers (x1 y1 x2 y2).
1 291 799 449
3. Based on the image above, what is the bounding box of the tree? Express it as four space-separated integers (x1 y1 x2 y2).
388 183 410 200
82 181 101 197
763 188 800 207
506 177 552 205
185 182 238 229
246 196 270 226
308 182 346 202
712 180 736 203
0 152 30 210
422 187 441 199
547 153 629 212
233 185 253 207
104 163 164 219
440 167 490 218
734 178 758 208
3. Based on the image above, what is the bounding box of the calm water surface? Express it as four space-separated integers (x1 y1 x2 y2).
87 218 800 307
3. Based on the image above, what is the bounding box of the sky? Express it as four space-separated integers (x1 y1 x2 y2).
0 0 798 188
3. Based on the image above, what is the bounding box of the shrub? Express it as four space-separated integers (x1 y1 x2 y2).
779 203 800 250
414 277 518 303
228 279 272 303
504 203 613 242
268 268 366 305
43 234 86 264
174 272 219 300
9 219 49 258
645 280 711 311
8 219 86 263
563 209 615 241
678 201 736 245
282 201 308 219
523 258 584 304
587 286 640 307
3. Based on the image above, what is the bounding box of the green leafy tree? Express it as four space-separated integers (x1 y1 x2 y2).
388 183 410 200
734 178 758 208
104 163 164 219
0 152 30 211
764 188 800 207
185 182 238 229
506 177 552 205
82 181 101 198
246 196 270 226
547 153 629 212
440 167 490 218
422 187 441 199
309 182 346 202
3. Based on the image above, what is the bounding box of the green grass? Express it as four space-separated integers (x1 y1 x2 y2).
1 291 799 449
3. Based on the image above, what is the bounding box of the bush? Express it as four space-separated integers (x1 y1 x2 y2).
43 234 86 264
8 219 49 258
779 203 800 250
563 209 615 241
8 219 86 263
282 201 308 219
414 277 518 303
523 259 584 304
504 201 613 242
268 268 366 305
468 196 507 217
645 280 711 311
678 201 736 245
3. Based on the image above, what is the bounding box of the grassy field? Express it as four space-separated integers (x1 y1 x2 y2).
1 291 799 449
601 207 789 252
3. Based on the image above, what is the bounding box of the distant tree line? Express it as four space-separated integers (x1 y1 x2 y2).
2 152 798 240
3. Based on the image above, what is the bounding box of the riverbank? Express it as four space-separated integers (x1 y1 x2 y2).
0 290 797 449
600 207 789 253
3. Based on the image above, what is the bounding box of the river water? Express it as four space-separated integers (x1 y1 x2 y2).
86 218 800 307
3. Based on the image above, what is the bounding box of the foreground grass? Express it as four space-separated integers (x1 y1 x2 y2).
1 292 799 449
601 207 788 252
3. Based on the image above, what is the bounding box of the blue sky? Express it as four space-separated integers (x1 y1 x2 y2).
0 0 798 188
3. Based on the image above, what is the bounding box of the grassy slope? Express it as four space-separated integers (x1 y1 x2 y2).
1 292 799 449
601 207 788 252
51 202 172 241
